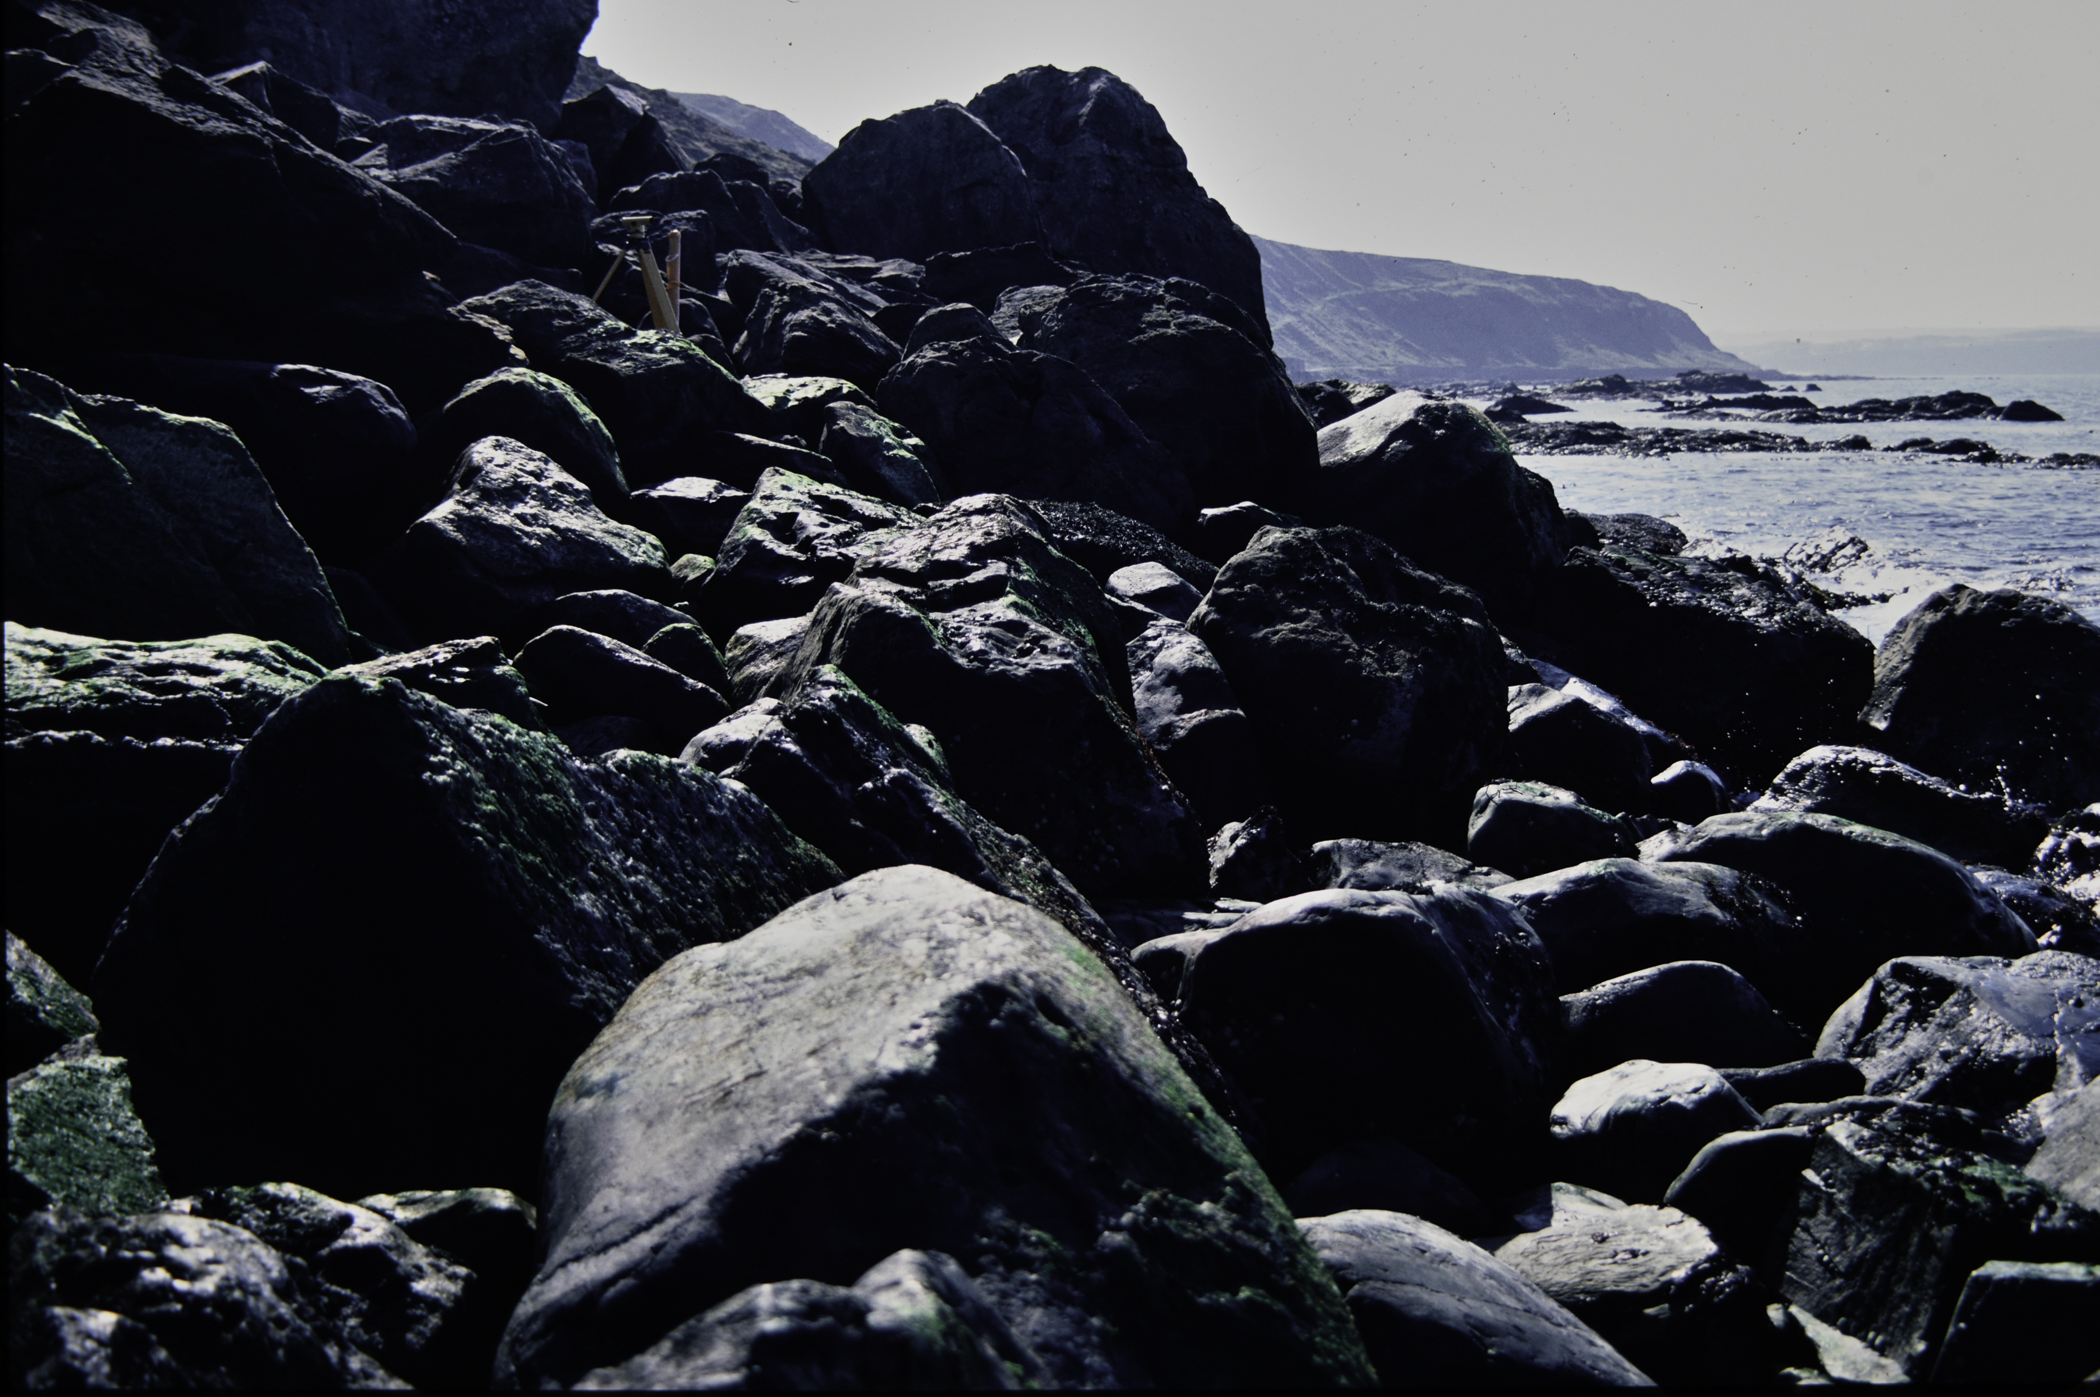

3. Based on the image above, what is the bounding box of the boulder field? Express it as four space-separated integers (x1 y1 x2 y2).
6 3 2098 1389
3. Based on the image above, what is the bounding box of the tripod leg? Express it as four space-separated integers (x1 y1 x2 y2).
591 250 628 304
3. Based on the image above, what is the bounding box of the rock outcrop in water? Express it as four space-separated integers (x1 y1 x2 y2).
6 6 2098 1389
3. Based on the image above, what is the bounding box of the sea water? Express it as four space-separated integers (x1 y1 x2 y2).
1480 373 2100 643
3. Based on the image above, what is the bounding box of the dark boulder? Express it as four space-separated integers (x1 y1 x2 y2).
205 58 346 151
1503 682 1655 815
1111 561 1204 621
531 589 688 650
1295 378 1396 429
1468 780 1638 880
1643 811 2036 1023
354 1186 540 1316
458 280 767 485
1127 617 1270 831
742 372 874 446
699 467 916 636
689 431 842 490
1577 512 1688 555
495 865 1373 1390
6 10 516 411
552 83 686 203
1777 1112 2100 1379
1998 399 2065 422
966 65 1269 342
1752 743 2048 866
818 401 943 506
776 498 1203 897
1493 1184 1773 1385
1022 274 1317 511
1195 500 1302 564
9 1051 169 1228
1661 1126 1817 1274
921 241 1082 311
6 932 99 1077
801 101 1042 262
626 476 748 558
337 635 541 728
513 625 726 753
1971 867 2100 957
50 356 422 567
1861 584 2100 811
1284 1144 1504 1240
1648 758 1731 823
1308 392 1571 615
1189 526 1508 847
734 281 901 393
1174 885 1558 1182
6 369 352 665
1207 807 1309 903
1300 1210 1653 1387
641 624 733 697
1490 858 1809 1006
1307 838 1513 896
1549 1060 1763 1203
416 366 625 514
1023 497 1218 591
874 303 1194 537
1815 952 2098 1122
606 169 817 255
724 617 813 705
5 624 326 984
357 115 596 272
1930 1259 2100 1385
1560 961 1810 1084
1529 546 1876 787
91 674 839 1197
371 436 670 647
8 1208 399 1388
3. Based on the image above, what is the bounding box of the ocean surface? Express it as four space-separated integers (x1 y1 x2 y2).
1474 373 2100 643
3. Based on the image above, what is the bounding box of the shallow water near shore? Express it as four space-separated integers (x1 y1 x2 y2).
1482 372 2100 643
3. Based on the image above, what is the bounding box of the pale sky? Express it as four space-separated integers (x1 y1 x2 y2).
582 0 2100 340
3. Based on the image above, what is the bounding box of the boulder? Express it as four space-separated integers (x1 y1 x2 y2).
205 58 347 151
1173 886 1558 1182
1648 758 1731 823
965 65 1268 341
1023 497 1218 591
357 115 596 272
1300 1210 1654 1387
733 281 902 393
7 1208 399 1388
458 280 767 485
874 304 1193 536
689 431 843 490
6 10 516 412
1284 1144 1505 1240
724 616 812 704
1503 683 1655 816
1207 807 1309 903
336 635 540 729
1307 838 1513 896
1493 1184 1773 1385
1109 561 1203 622
640 625 732 693
1022 274 1316 511
1752 743 2048 866
607 170 816 255
683 664 1107 946
530 588 689 650
1195 500 1301 565
570 1252 1045 1390
416 367 625 514
1971 867 2100 957
184 1181 503 1389
1189 526 1508 847
1490 858 1810 1008
370 436 670 647
1815 952 2099 1122
6 369 351 665
1549 1061 1763 1202
9 1052 169 1228
1861 584 2100 811
741 373 875 446
495 865 1373 1389
920 242 1081 311
1308 392 1571 614
353 1187 540 1314
626 476 749 558
6 932 99 1076
817 401 943 506
552 83 686 202
1561 962 1810 1084
1468 780 1638 880
1579 512 1688 556
1930 1259 2100 1385
1998 398 2066 422
52 356 423 567
5 624 326 984
1661 1126 1817 1273
1642 811 2036 1023
1528 547 1875 787
801 101 1043 262
1778 1113 2100 1378
1295 379 1397 429
699 468 917 636
2035 805 2100 903
2025 1081 2099 1211
1127 617 1270 831
776 497 1203 898
92 674 839 1197
513 625 726 752
1716 1058 1866 1112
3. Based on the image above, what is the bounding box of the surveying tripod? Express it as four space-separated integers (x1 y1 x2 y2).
591 213 683 333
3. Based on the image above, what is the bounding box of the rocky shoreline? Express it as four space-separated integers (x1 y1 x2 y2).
8 2 2100 1389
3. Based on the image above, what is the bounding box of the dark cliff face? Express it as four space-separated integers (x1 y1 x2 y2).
1257 237 1764 383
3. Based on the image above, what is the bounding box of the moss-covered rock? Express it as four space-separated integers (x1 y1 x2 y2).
5 932 98 1076
7 1054 167 1227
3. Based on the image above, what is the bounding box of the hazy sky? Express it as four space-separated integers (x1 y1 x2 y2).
582 0 2099 341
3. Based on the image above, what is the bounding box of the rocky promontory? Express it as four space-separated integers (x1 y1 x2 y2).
7 2 2099 1389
